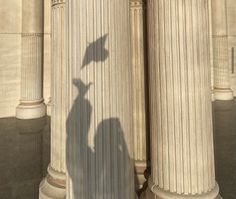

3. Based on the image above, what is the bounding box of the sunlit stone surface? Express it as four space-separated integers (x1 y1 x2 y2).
1 0 236 198
212 0 234 100
130 0 148 192
143 0 221 198
66 0 135 198
16 0 46 119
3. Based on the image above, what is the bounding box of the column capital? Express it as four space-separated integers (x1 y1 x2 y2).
52 0 65 6
130 0 145 8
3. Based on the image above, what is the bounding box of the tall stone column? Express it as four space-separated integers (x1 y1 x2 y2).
130 0 148 190
143 0 221 199
212 0 234 100
209 0 215 101
16 0 46 119
66 0 135 198
39 0 66 198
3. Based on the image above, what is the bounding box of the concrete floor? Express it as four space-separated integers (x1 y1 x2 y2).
0 99 235 199
213 99 236 199
0 117 50 199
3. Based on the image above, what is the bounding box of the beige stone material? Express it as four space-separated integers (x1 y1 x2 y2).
16 0 46 119
39 0 66 198
130 0 148 190
226 0 236 96
66 0 135 198
143 0 221 198
43 0 52 113
0 0 22 118
0 34 21 118
212 0 234 100
0 0 21 33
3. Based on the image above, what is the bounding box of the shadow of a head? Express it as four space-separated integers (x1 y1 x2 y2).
73 79 92 97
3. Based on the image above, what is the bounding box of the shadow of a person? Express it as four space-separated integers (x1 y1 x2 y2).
94 118 134 199
66 79 135 199
66 79 93 198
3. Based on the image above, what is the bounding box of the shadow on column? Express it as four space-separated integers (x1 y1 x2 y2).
81 34 109 68
66 78 134 198
66 33 136 198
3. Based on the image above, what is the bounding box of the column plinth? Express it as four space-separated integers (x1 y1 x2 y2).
16 100 46 120
213 88 233 100
144 179 221 199
143 0 222 199
39 166 66 199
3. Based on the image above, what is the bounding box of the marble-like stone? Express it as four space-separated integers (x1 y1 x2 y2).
16 0 46 119
66 0 135 198
0 0 21 33
144 0 221 198
43 0 52 109
39 0 66 198
212 0 234 100
226 0 236 36
43 34 51 107
209 0 215 101
130 0 148 191
226 0 236 96
0 34 21 118
0 0 22 118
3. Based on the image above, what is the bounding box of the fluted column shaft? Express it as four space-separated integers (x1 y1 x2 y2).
212 0 234 100
16 0 46 119
39 0 66 198
130 0 148 190
145 0 221 198
66 0 135 198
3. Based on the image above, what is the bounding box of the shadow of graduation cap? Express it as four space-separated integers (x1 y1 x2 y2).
73 79 92 96
81 34 109 68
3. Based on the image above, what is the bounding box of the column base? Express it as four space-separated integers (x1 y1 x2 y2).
141 179 222 199
16 101 46 119
214 88 234 101
46 98 52 116
211 90 215 102
135 161 148 189
39 166 66 199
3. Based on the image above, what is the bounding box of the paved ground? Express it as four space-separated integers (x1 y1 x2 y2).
0 99 235 199
0 117 50 199
214 99 236 199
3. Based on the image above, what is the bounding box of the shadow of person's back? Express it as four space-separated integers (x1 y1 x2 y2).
66 79 93 198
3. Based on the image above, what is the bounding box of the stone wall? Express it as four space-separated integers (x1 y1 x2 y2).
0 0 51 118
227 0 236 96
0 0 22 118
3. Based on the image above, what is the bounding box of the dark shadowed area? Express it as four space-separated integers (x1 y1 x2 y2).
0 100 235 198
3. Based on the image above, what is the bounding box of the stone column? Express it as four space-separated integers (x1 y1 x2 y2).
209 0 215 101
39 0 66 198
212 0 234 100
143 0 221 199
130 0 148 190
66 0 135 198
16 0 46 119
